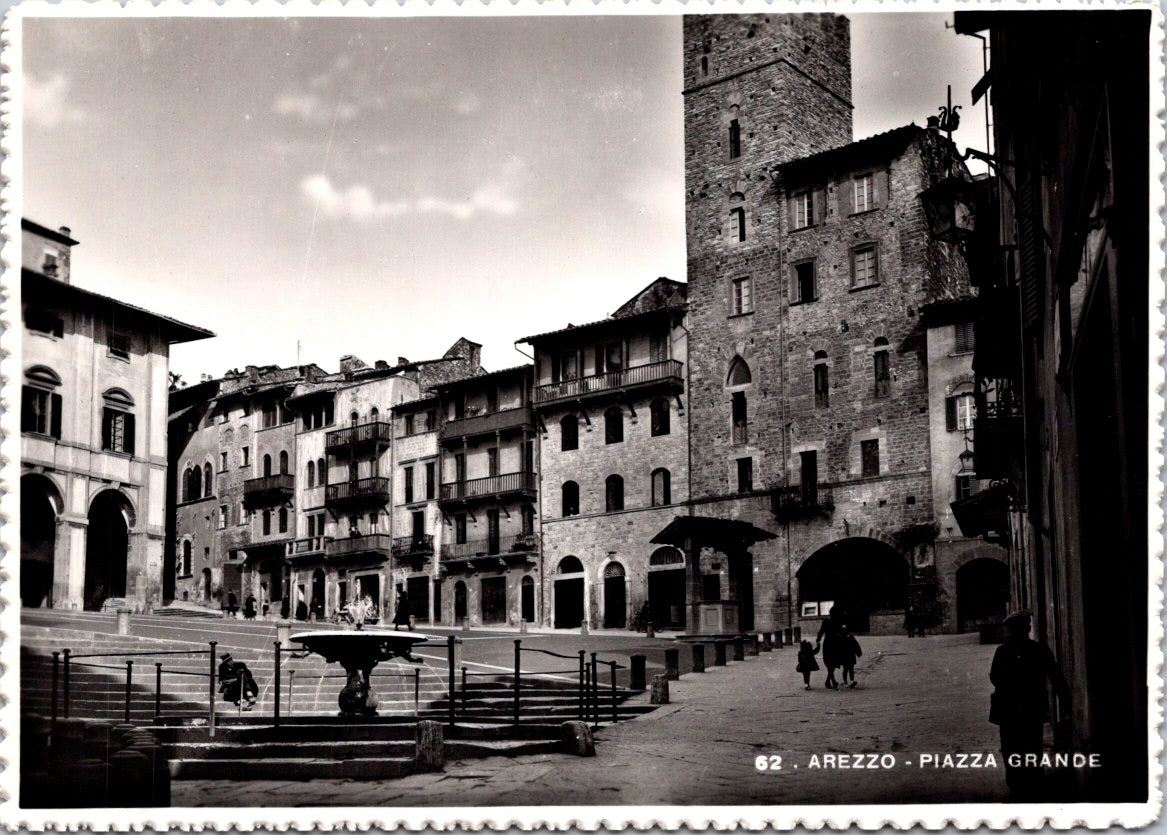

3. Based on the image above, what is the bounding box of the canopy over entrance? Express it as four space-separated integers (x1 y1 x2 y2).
651 516 777 635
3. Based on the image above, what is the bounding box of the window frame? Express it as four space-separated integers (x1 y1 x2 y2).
736 457 754 493
651 468 672 506
562 481 580 517
954 321 975 354
813 358 829 409
604 474 625 513
560 414 579 451
850 243 880 290
852 171 875 214
860 439 880 478
793 190 814 230
604 407 623 445
792 259 817 304
731 275 753 316
728 118 742 159
650 398 671 437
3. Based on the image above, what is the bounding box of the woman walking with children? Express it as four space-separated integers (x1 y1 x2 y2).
799 605 862 690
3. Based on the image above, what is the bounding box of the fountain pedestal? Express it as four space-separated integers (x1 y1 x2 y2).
290 630 431 717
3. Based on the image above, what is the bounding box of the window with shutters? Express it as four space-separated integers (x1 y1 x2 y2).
203 463 213 496
946 392 976 431
22 366 62 439
241 446 250 467
861 439 880 478
107 331 131 361
955 474 979 500
605 474 624 512
404 466 414 503
220 451 228 472
954 321 975 353
728 119 741 159
852 172 875 213
813 352 829 408
651 468 671 506
728 192 747 244
793 260 817 303
851 244 879 289
219 505 228 530
731 276 753 315
25 308 64 338
101 389 136 454
793 190 814 229
732 392 748 444
404 413 415 436
425 462 436 500
873 345 891 398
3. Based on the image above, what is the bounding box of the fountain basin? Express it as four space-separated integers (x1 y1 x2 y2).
290 630 435 716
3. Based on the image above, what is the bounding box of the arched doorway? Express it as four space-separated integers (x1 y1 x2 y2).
603 562 627 628
202 567 213 603
521 575 535 623
85 490 132 610
21 474 60 608
554 556 585 628
454 581 468 625
956 558 1009 632
796 538 910 633
312 568 326 619
648 547 686 629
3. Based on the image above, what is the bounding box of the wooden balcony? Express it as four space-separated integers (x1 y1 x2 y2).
325 421 394 452
440 406 534 443
440 532 538 561
326 533 392 561
770 483 834 521
242 473 294 508
533 359 683 406
438 471 537 504
325 477 392 508
286 535 332 561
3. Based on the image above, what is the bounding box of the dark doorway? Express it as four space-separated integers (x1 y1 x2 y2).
407 575 430 622
480 576 506 624
312 568 326 619
84 490 130 610
797 538 910 633
433 580 443 624
729 553 755 631
648 547 685 629
21 476 58 607
955 558 1009 632
202 568 213 603
454 581 468 624
603 563 627 628
554 578 585 628
521 575 535 623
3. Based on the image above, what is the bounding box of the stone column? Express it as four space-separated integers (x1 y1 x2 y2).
684 534 702 636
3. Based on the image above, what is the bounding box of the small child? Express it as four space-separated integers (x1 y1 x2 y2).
840 627 863 688
796 640 820 690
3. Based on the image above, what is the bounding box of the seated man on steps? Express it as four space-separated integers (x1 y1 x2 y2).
217 653 258 710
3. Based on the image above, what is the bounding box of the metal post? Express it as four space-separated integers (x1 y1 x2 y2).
513 640 521 726
609 661 618 724
446 635 456 729
288 669 295 717
50 652 59 730
590 653 598 728
273 640 281 729
154 663 163 721
124 660 134 723
208 641 217 738
578 651 586 721
460 666 467 716
63 649 71 719
414 667 420 718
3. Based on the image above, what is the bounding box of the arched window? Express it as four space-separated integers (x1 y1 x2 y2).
263 454 272 477
560 414 579 451
101 388 136 455
650 547 684 567
279 450 289 475
732 392 748 444
22 365 63 439
873 338 891 398
604 407 623 445
204 463 213 497
947 383 976 432
605 474 624 513
350 411 360 425
370 407 380 423
307 460 316 488
278 507 288 533
727 356 752 386
318 458 326 486
729 118 741 159
729 192 746 242
651 468 671 506
650 398 670 437
562 481 580 517
182 540 192 576
262 510 271 535
814 350 829 409
558 555 584 574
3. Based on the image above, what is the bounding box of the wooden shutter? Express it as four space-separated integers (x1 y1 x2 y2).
814 187 827 225
945 397 957 431
124 413 136 455
21 386 35 433
50 393 62 439
1017 171 1044 332
101 408 112 450
786 191 797 230
874 168 890 209
842 175 855 214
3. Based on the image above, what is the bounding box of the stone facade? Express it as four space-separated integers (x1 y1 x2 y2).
21 219 212 611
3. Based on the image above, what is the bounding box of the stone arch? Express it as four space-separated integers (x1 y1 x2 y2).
602 560 627 629
727 355 752 387
950 541 1009 573
85 489 135 610
796 536 911 633
558 555 584 574
945 374 976 397
21 473 63 607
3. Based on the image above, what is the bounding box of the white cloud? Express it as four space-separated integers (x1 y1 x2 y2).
301 174 520 223
24 73 85 129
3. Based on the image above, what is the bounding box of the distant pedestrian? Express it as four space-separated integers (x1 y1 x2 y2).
815 605 846 690
904 603 919 638
243 594 257 621
989 610 1071 800
217 653 258 710
393 584 413 631
839 626 862 688
295 599 308 621
226 591 238 618
796 640 820 690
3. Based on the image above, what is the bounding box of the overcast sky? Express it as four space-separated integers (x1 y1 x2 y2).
20 12 985 382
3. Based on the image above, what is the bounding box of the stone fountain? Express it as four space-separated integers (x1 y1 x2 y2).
290 629 433 716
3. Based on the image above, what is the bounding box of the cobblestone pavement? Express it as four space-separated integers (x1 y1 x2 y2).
171 633 1010 807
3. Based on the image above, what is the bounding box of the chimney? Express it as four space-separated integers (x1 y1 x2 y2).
339 354 369 375
468 343 482 370
926 115 941 133
375 360 390 371
397 357 410 367
58 226 71 238
246 365 259 383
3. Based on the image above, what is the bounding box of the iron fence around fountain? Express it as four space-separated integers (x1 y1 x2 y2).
512 640 630 728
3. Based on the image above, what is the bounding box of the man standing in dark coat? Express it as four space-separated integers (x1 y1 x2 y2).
989 610 1071 800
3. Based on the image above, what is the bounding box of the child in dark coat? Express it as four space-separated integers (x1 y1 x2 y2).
796 640 820 690
839 627 863 688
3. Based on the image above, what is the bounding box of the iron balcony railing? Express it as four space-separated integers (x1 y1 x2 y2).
440 406 534 442
441 532 538 561
243 473 295 506
439 471 537 502
771 483 835 520
286 535 332 558
325 477 392 506
533 359 683 404
324 421 394 451
392 534 435 558
326 533 392 559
